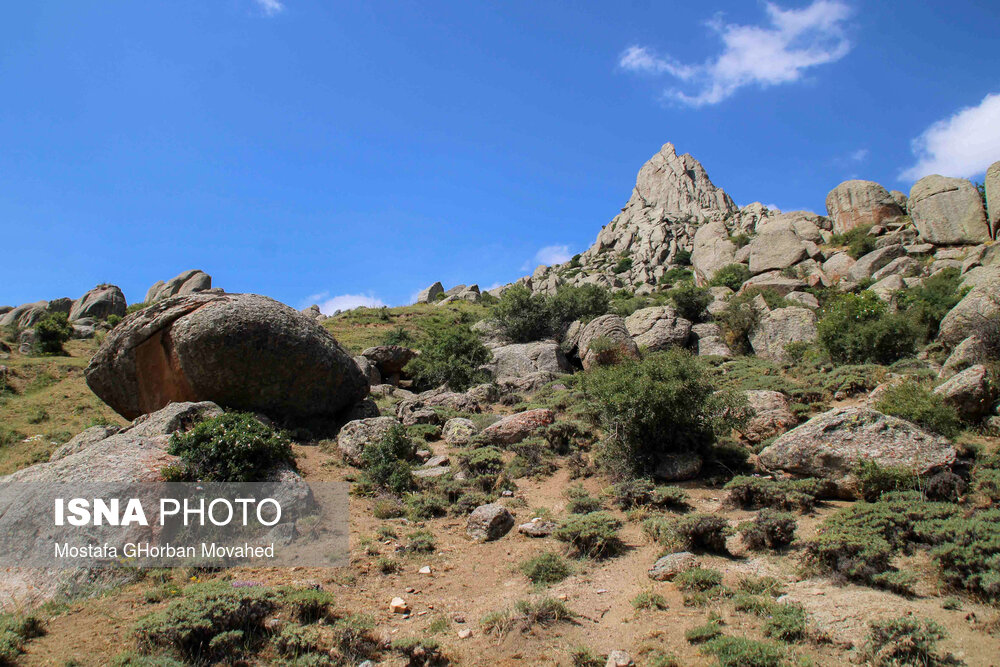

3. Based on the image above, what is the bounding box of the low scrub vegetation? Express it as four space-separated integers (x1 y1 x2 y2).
491 284 611 343
405 322 490 392
165 412 294 482
873 379 962 437
817 291 918 364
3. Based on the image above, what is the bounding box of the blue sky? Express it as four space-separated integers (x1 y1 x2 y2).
2 1 998 311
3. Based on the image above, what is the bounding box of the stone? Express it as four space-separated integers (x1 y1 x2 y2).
415 282 444 304
939 335 990 379
69 285 126 322
443 418 477 446
424 454 449 468
353 356 382 386
821 252 856 282
691 322 722 339
0 302 49 329
785 292 819 309
698 336 733 357
987 161 1000 238
488 342 571 383
747 225 808 274
49 425 122 461
938 268 1000 345
691 220 737 283
624 306 691 350
738 272 807 296
909 175 990 244
825 180 904 234
749 307 818 361
299 305 326 321
466 503 514 542
871 256 922 282
361 345 417 383
606 650 633 667
390 597 409 614
869 274 906 302
847 245 907 282
465 383 499 405
759 407 957 495
648 552 699 581
934 364 996 421
905 243 935 256
337 417 401 466
518 519 557 537
479 409 554 446
742 390 798 444
457 629 472 639
890 190 908 210
145 270 212 303
577 314 640 370
85 293 368 422
654 452 702 481
413 466 449 478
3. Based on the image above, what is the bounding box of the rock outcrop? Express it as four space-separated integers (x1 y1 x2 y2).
909 175 990 244
938 268 1000 345
987 160 1000 238
748 307 818 361
337 416 401 465
825 180 903 234
145 270 213 303
624 307 691 350
577 314 640 370
415 282 444 304
69 284 126 322
759 407 957 495
479 409 554 446
85 293 368 421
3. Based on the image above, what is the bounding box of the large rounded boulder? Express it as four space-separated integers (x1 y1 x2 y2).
85 292 368 421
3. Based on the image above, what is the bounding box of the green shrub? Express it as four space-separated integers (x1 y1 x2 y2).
631 589 669 611
659 267 693 287
328 614 380 664
274 625 323 656
405 491 448 520
0 613 44 665
762 603 808 642
735 575 785 598
817 291 918 364
490 285 553 343
897 267 968 342
853 460 918 501
645 513 731 554
549 285 612 326
831 224 876 259
281 588 336 624
874 380 961 437
381 325 414 346
568 646 606 667
673 249 692 265
482 598 574 638
166 413 293 482
674 567 724 592
405 323 489 392
701 636 785 667
392 636 445 666
668 282 711 322
582 349 745 479
710 264 752 291
685 616 723 643
739 510 796 550
519 553 571 586
564 484 602 514
404 529 437 553
863 616 950 666
729 233 752 249
126 302 151 314
133 582 278 662
723 476 820 512
33 312 72 355
606 479 688 510
359 423 415 493
613 257 633 274
554 511 622 558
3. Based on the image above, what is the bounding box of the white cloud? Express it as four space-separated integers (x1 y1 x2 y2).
305 292 386 315
254 0 284 16
849 148 869 162
619 1 852 107
899 93 1000 181
521 244 573 272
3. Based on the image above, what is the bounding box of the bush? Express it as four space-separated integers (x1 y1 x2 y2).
762 603 808 642
606 479 688 510
674 249 692 266
274 625 323 657
564 484 602 514
613 257 633 274
817 291 918 364
381 325 413 346
359 423 415 493
645 513 731 554
631 590 669 611
739 510 796 550
831 224 876 259
404 529 436 553
668 282 711 322
582 349 744 479
482 598 574 637
328 614 380 664
166 413 293 482
863 616 950 667
853 460 918 502
392 636 445 666
133 582 278 662
282 588 336 623
519 553 571 586
0 613 44 665
685 616 723 643
491 284 612 343
674 568 723 592
710 264 752 291
549 285 612 326
897 267 968 342
405 323 490 392
33 312 72 355
701 636 785 667
723 476 820 512
874 380 961 437
554 511 622 558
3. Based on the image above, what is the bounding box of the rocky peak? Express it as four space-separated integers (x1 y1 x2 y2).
632 143 738 219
